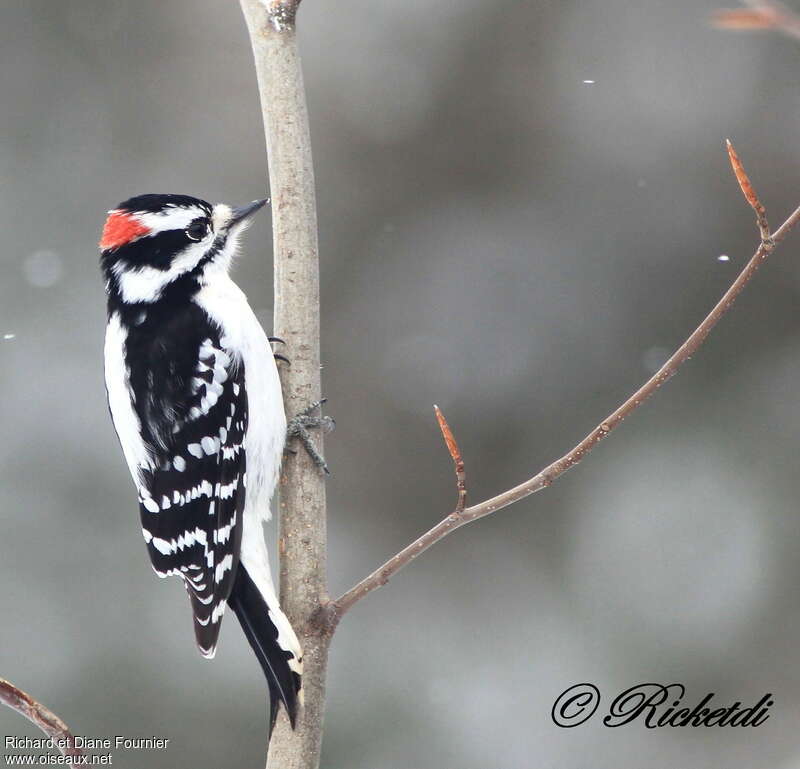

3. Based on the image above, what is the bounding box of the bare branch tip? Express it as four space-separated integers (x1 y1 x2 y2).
433 405 467 515
434 406 462 466
711 7 778 30
713 3 800 43
334 148 800 625
726 140 767 220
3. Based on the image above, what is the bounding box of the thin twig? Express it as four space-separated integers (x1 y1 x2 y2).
434 405 467 514
712 1 800 42
329 145 800 622
0 678 83 759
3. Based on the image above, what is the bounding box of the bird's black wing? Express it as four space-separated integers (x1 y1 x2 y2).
129 307 248 658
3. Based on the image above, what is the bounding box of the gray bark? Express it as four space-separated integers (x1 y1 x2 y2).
238 3 329 768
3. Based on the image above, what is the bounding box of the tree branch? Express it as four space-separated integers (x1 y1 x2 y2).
0 678 84 760
329 142 800 622
237 0 800 757
239 2 328 769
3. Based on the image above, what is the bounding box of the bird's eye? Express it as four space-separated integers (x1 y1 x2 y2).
186 221 208 241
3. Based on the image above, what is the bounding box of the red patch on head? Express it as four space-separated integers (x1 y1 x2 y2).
99 211 151 251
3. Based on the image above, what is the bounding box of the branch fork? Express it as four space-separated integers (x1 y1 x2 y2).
240 0 800 760
328 141 800 624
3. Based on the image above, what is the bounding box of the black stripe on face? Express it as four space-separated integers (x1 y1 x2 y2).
115 229 197 270
102 232 228 314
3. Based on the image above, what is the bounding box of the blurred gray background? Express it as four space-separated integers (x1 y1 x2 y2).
2 0 800 767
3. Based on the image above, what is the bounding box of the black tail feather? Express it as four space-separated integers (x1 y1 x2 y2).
228 564 300 734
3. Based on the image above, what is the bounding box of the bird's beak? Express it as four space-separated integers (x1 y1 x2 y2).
229 198 268 227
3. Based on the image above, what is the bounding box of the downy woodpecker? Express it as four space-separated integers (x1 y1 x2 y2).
100 193 302 732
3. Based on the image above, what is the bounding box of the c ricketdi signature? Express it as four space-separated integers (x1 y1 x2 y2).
552 682 773 728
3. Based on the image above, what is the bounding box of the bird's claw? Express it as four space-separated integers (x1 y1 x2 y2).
285 399 335 474
270 337 291 366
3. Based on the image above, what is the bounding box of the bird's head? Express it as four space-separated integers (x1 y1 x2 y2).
99 193 267 305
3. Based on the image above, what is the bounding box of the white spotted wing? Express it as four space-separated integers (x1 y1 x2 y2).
138 337 248 658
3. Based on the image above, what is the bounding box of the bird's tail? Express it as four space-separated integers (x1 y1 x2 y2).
228 561 303 734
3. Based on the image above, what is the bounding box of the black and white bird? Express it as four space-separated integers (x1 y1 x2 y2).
100 193 302 731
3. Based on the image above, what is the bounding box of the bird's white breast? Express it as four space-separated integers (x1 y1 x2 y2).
193 275 286 522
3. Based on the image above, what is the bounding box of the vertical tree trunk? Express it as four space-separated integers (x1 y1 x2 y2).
238 3 329 768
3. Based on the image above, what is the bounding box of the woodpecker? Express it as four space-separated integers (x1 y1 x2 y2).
100 193 302 733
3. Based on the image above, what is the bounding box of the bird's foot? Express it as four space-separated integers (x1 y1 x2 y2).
285 399 335 474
